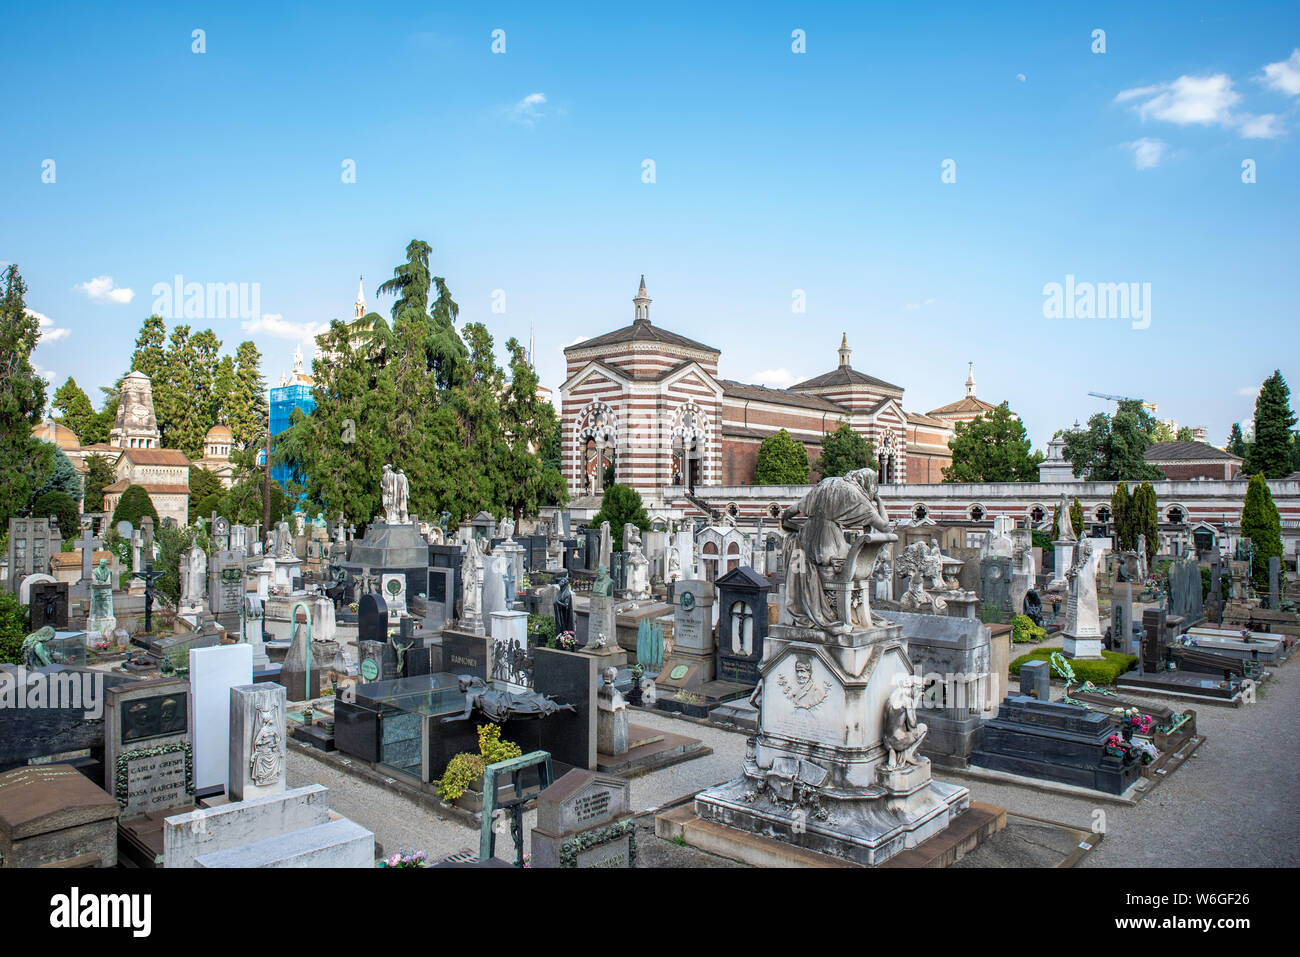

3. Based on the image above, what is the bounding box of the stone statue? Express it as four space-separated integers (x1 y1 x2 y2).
21 626 55 669
883 677 928 769
500 517 515 542
1135 534 1149 579
598 521 612 572
895 540 947 613
667 547 681 583
553 576 574 635
274 522 294 560
1056 492 1077 543
461 543 482 625
780 467 896 633
248 701 283 786
1023 589 1044 627
443 676 576 724
395 468 410 524
184 541 208 605
592 564 613 597
381 463 397 524
624 524 650 599
90 558 114 619
1063 539 1102 636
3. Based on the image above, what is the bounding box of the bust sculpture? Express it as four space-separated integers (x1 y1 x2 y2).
592 564 613 597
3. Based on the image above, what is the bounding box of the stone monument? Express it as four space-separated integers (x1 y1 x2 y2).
1060 539 1104 659
695 468 970 865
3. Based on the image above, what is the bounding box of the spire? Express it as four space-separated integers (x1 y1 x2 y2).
838 332 851 369
354 275 366 320
965 361 976 398
633 275 651 322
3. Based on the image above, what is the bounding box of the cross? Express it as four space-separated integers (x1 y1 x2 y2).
131 561 166 634
78 525 101 583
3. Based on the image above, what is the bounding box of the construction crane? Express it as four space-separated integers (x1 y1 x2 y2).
1087 391 1158 413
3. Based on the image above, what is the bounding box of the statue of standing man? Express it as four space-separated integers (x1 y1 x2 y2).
381 464 397 525
395 468 410 525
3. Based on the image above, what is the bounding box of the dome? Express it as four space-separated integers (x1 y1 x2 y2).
37 418 82 452
206 423 234 441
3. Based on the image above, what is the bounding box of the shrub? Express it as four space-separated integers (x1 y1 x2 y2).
1009 648 1137 686
528 613 556 644
111 483 159 529
435 753 484 802
0 592 30 665
1011 614 1046 644
478 723 522 766
32 490 79 540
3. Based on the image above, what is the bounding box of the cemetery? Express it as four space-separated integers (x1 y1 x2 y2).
4 421 1298 873
2 6 1298 894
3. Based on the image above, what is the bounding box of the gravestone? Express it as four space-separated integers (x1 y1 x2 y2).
103 678 194 818
1020 660 1050 700
358 593 390 643
30 582 69 631
596 666 629 755
714 566 770 688
1140 608 1170 674
228 683 287 801
280 604 320 702
189 644 254 794
530 768 633 868
0 764 120 868
489 609 532 691
1268 556 1281 610
441 629 491 679
381 573 407 621
979 556 1013 624
6 517 60 596
1110 582 1134 653
657 579 715 691
358 640 396 683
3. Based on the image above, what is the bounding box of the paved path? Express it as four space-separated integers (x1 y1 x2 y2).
289 657 1300 867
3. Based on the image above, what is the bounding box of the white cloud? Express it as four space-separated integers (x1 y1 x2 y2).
559 335 588 352
1127 137 1168 170
1016 73 1026 83
904 298 936 311
1238 386 1259 397
75 275 135 304
750 368 799 389
1238 113 1283 139
27 309 71 344
506 92 556 127
1116 74 1241 127
1260 48 1300 96
241 313 327 342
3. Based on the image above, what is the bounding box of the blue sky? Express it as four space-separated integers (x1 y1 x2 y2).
3 1 1297 450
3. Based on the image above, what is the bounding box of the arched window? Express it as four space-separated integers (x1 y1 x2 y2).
969 504 986 521
913 504 928 521
1028 504 1046 524
1166 505 1186 525
1095 505 1111 523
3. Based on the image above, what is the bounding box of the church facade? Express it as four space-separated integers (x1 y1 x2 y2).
559 279 965 504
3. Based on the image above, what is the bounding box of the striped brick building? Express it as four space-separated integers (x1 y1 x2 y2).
559 278 959 503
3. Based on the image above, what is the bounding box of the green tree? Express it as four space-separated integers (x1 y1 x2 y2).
942 403 1043 482
1110 481 1133 551
82 453 116 513
33 490 79 539
1240 473 1282 590
1226 423 1248 458
1132 482 1158 566
496 337 567 521
1062 399 1164 481
590 484 649 551
227 341 267 452
52 377 105 444
111 484 159 529
0 592 30 665
0 265 48 532
1244 371 1296 479
1153 420 1175 442
189 466 224 517
754 429 810 484
1175 426 1194 442
220 475 290 528
32 445 83 505
304 320 392 523
814 422 876 478
129 315 168 382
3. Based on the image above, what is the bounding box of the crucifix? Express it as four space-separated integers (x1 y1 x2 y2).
132 561 166 634
731 602 754 655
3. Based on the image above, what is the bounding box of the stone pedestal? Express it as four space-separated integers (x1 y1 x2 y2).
1049 541 1074 592
694 621 970 866
229 684 287 802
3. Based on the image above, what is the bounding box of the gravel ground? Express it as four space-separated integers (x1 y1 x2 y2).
288 650 1300 867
